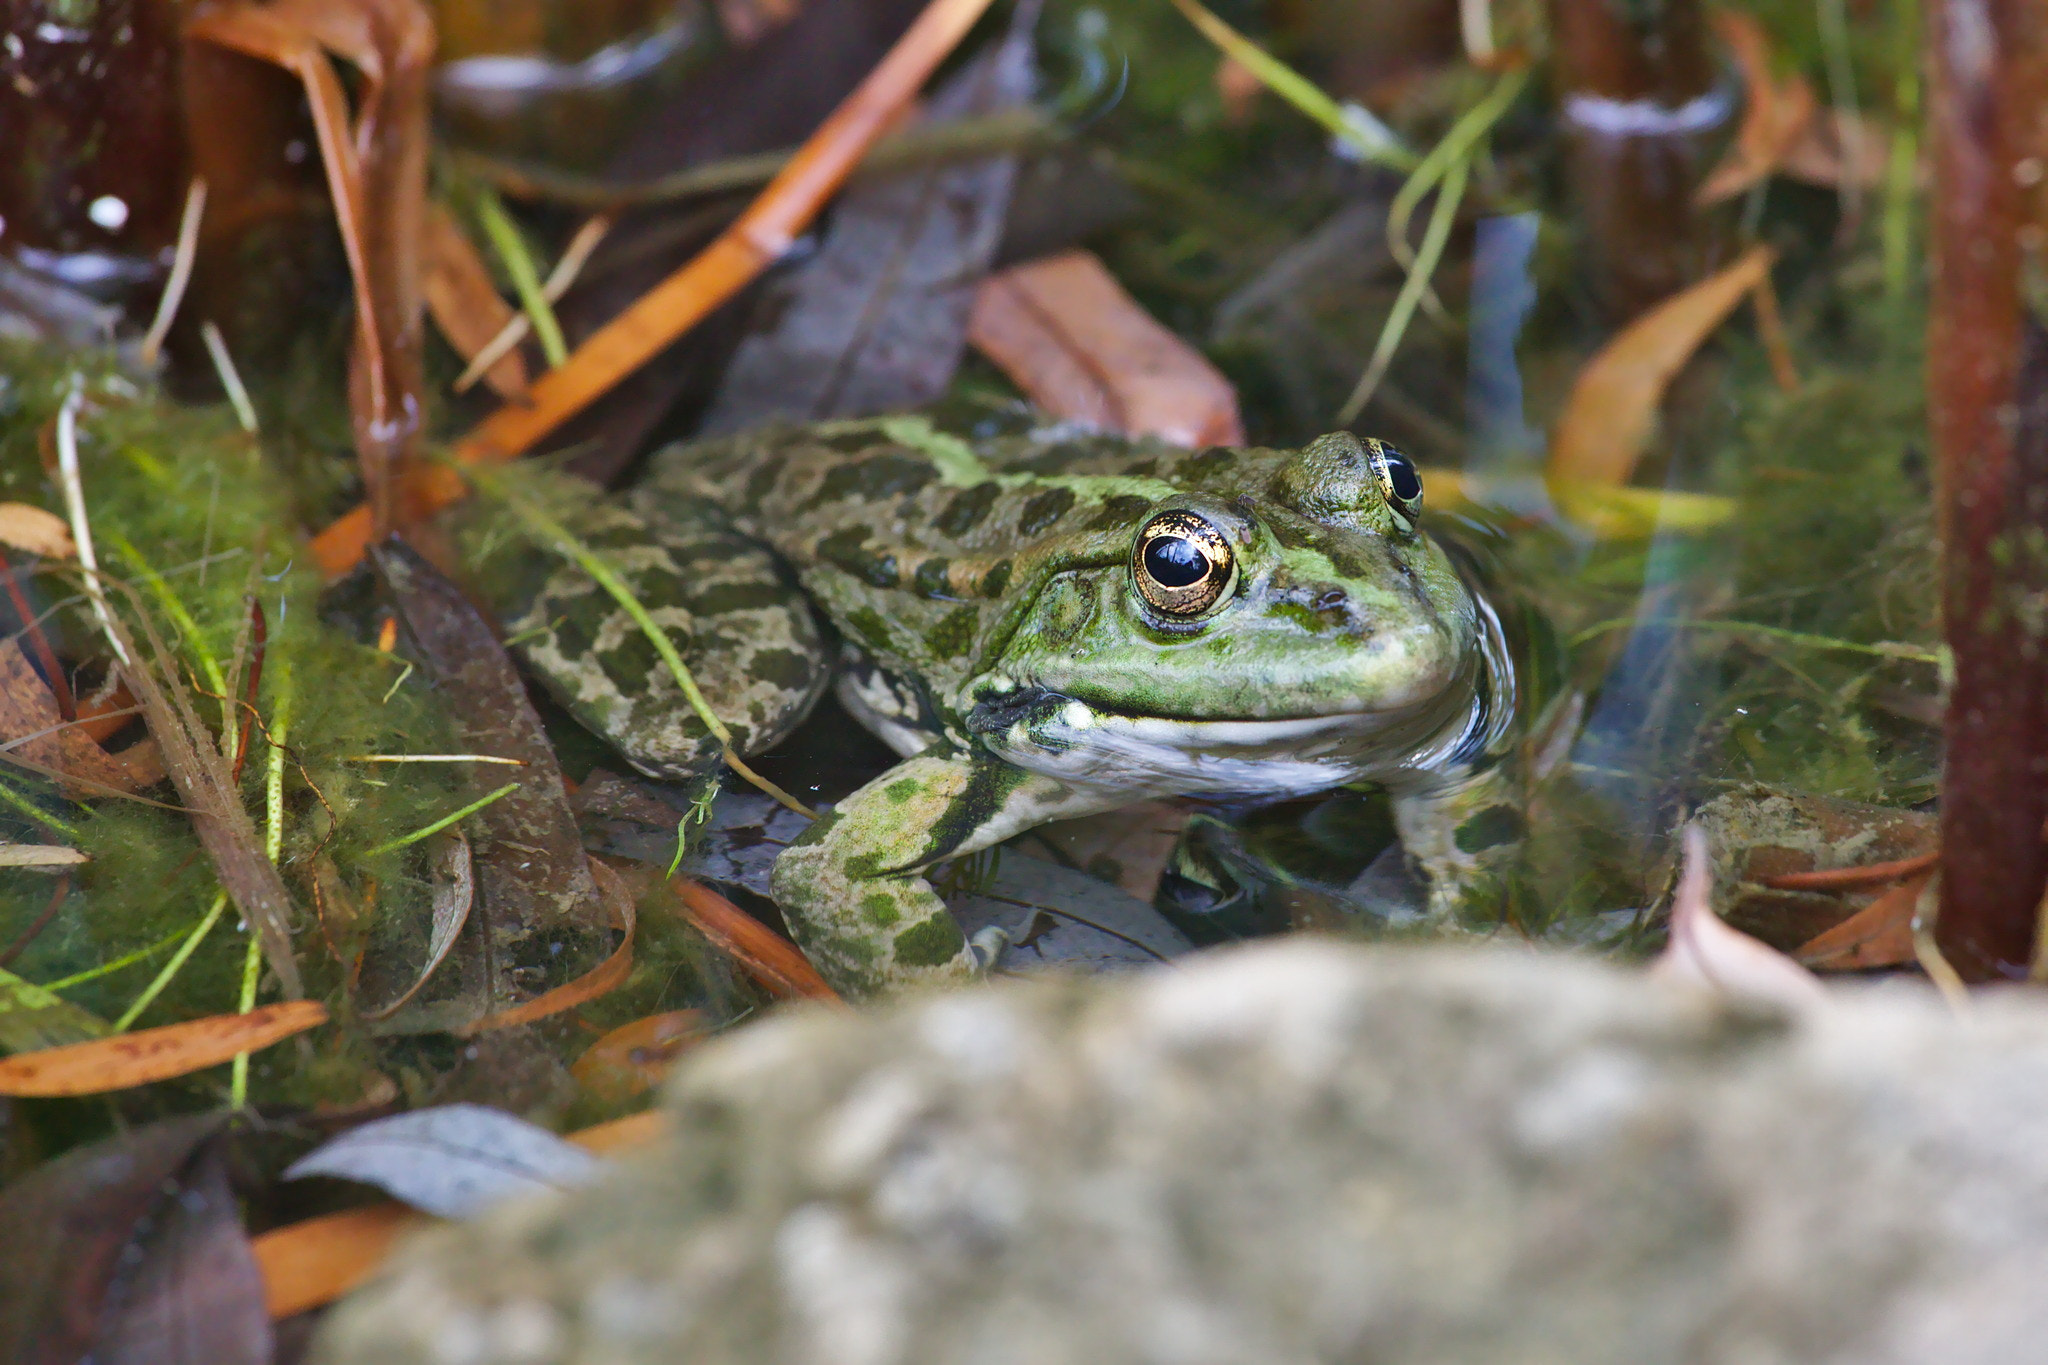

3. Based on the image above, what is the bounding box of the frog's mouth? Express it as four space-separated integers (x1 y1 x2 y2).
965 682 1494 797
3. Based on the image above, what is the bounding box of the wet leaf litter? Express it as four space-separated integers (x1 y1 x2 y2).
0 0 2023 1343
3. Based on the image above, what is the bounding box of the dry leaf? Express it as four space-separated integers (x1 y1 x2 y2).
0 1000 327 1096
1696 11 1817 207
669 876 843 1003
1794 870 1931 971
0 504 74 559
251 1204 421 1320
0 845 86 868
1781 108 1895 191
455 856 636 1035
422 203 530 400
970 250 1245 446
358 832 473 1020
1651 825 1827 1011
283 1103 601 1219
570 1010 707 1102
0 638 147 796
1549 245 1776 487
1021 800 1189 903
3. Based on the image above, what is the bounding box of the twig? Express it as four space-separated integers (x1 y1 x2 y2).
0 874 71 968
140 178 208 368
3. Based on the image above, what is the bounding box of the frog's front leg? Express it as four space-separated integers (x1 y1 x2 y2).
771 749 1124 998
1390 766 1527 929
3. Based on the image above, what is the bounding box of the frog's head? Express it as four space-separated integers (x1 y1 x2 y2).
965 434 1489 792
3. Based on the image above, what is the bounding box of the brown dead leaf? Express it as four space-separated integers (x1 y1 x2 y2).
422 203 530 400
1549 245 1776 487
570 1009 707 1102
0 638 145 796
456 857 636 1035
0 504 74 559
0 999 328 1097
969 250 1244 446
1022 800 1189 903
669 876 843 1003
1696 10 1817 207
1781 108 1895 191
1651 825 1827 1010
1794 870 1931 971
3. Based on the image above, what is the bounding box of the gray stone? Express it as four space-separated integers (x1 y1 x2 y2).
311 942 2048 1365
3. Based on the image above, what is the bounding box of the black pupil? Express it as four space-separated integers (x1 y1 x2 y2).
1144 536 1209 588
1384 450 1422 503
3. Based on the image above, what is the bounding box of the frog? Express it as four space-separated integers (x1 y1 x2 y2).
475 417 1517 997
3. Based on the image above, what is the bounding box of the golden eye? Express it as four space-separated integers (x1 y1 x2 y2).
1133 512 1234 617
1366 440 1423 526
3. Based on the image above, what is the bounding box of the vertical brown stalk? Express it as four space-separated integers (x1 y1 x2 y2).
1929 0 2048 980
1551 0 1730 320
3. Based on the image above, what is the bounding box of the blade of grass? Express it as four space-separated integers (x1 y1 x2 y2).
1165 0 1416 171
362 783 522 858
473 188 569 367
232 662 290 1107
1338 154 1470 424
114 891 231 1032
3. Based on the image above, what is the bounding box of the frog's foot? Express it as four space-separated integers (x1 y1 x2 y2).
1391 770 1526 926
770 750 1125 998
968 925 1014 973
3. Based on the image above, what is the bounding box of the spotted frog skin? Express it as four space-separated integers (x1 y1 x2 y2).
491 418 1515 997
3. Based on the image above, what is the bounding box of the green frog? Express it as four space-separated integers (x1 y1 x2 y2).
477 418 1516 997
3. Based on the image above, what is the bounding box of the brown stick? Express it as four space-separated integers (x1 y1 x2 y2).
1928 0 2048 981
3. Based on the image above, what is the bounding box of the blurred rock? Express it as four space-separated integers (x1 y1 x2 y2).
314 941 2048 1364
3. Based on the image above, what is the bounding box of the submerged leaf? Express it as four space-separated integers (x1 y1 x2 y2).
1696 11 1817 207
1795 870 1931 971
357 831 473 1020
969 250 1246 446
422 203 530 400
0 1114 224 1365
283 1103 601 1219
698 4 1036 432
0 1000 326 1096
89 1141 270 1365
570 1009 707 1102
669 876 841 1002
1549 245 1776 487
0 639 146 796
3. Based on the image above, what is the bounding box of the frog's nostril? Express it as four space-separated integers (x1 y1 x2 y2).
1313 589 1348 612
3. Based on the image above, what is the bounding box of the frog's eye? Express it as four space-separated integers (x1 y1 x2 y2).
1368 441 1423 526
1133 511 1235 617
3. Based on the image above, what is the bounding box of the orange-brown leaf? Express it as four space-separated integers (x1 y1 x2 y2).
422 204 530 399
968 250 1245 447
1696 10 1817 207
456 857 636 1035
1795 871 1931 971
570 1009 706 1102
1549 245 1776 486
669 877 843 1003
0 503 74 559
0 638 145 795
1781 108 1895 191
253 1202 420 1320
0 999 328 1096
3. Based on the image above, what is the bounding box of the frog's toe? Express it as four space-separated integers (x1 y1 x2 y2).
968 924 1013 974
